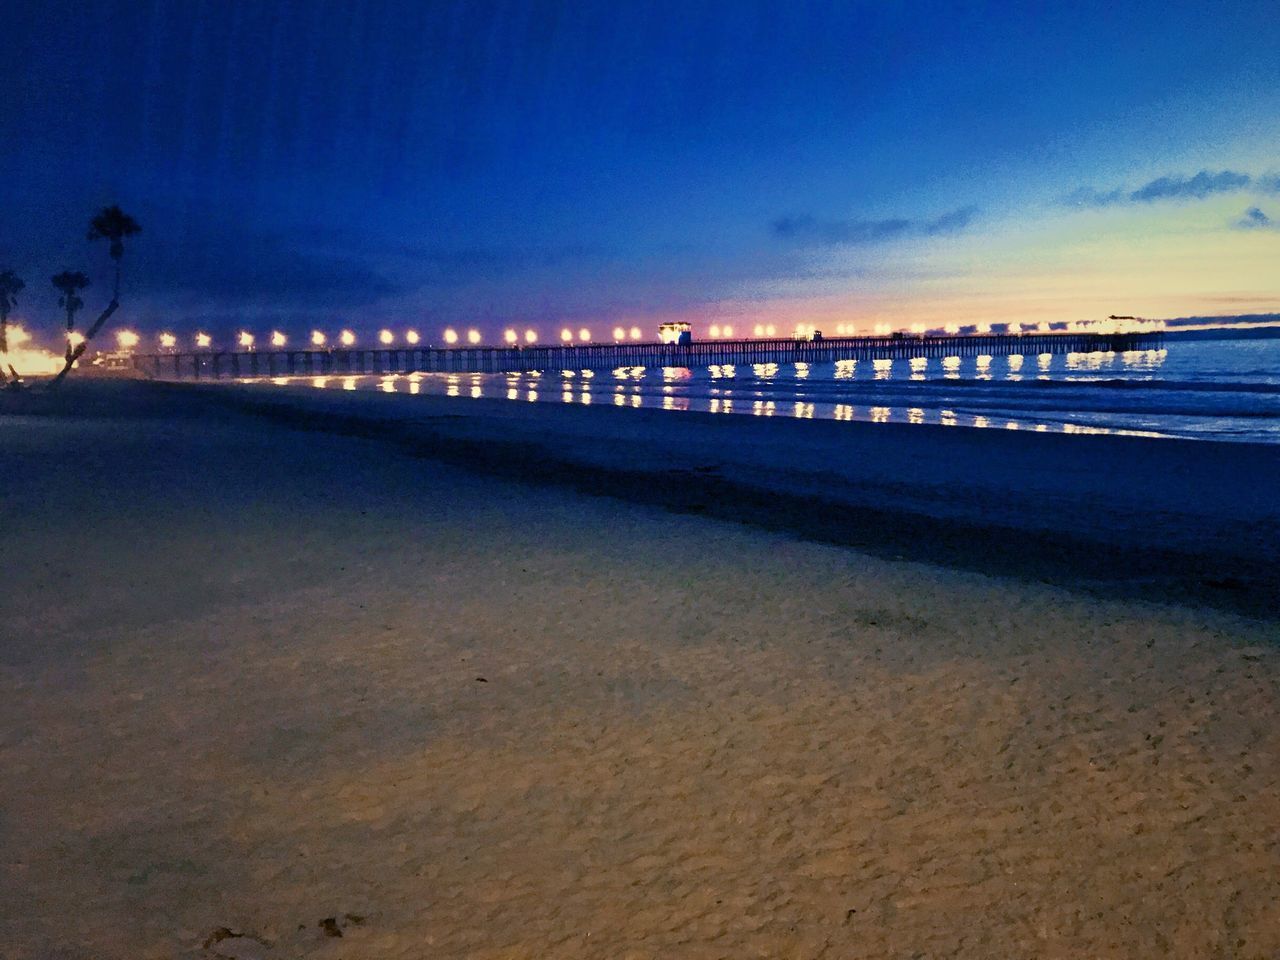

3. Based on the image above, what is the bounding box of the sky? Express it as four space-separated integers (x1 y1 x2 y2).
3 0 1279 344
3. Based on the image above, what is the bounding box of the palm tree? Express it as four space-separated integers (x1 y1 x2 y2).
51 270 90 361
0 269 24 359
50 206 141 386
87 205 141 301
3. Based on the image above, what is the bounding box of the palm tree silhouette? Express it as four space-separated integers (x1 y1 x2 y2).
87 205 141 301
52 270 90 362
51 206 141 386
0 269 25 360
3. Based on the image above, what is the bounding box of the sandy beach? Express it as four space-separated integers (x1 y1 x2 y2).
2 380 1278 959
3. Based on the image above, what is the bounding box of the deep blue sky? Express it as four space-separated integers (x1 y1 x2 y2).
4 0 1279 341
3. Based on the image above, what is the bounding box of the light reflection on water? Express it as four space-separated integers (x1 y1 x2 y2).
241 345 1280 442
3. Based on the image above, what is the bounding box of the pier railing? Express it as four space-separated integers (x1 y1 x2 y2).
134 331 1163 380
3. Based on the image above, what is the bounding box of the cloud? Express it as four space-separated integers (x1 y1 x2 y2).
771 205 978 247
1234 206 1277 230
923 205 979 235
1066 169 1278 207
1129 169 1251 202
133 235 405 308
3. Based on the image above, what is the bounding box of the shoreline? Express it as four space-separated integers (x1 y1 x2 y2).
178 379 1280 620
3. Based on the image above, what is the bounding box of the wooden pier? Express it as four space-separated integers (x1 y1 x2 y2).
134 331 1163 380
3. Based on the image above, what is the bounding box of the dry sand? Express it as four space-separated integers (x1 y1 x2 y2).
1 382 1278 959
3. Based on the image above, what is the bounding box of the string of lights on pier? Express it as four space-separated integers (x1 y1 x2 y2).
108 317 1166 351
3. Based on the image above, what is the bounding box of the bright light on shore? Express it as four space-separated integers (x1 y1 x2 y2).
68 331 86 348
467 329 481 344
560 328 573 342
196 332 211 348
379 329 394 345
504 329 518 344
1 334 62 374
238 331 255 348
578 328 590 342
159 332 176 348
271 331 286 347
311 330 326 346
444 328 458 344
405 329 420 344
116 330 139 349
340 329 356 346
525 329 538 344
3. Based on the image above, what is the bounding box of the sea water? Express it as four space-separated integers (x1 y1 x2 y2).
256 337 1280 443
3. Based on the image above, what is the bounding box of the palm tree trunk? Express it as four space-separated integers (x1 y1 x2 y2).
49 300 118 388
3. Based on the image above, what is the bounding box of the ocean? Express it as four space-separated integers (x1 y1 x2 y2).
258 336 1280 444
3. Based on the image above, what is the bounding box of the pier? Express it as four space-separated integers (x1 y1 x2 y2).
134 330 1163 380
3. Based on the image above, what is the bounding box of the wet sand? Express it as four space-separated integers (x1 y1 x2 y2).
217 379 1280 617
2 381 1278 959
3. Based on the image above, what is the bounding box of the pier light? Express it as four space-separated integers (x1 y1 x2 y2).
405 330 420 345
379 329 394 345
1006 322 1021 335
8 325 30 346
467 329 481 344
116 329 139 349
67 331 86 348
629 326 642 340
1038 322 1051 333
911 323 926 335
238 331 255 348
340 329 356 346
709 325 721 338
443 328 458 344
525 329 538 344
311 330 327 346
196 332 211 348
271 331 287 347
159 332 177 348
722 325 733 338
504 329 518 344
753 324 764 337
560 328 573 342
944 323 960 335
578 328 590 342
612 326 625 341
975 322 991 334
